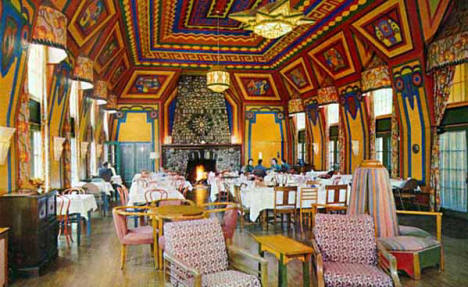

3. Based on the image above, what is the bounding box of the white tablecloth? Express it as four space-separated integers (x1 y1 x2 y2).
128 180 185 205
77 182 114 196
57 194 98 220
242 184 350 221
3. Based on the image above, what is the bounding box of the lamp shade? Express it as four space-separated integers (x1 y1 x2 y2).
104 94 118 113
207 66 230 93
93 81 108 105
288 98 304 113
73 57 94 90
32 6 68 64
0 127 16 165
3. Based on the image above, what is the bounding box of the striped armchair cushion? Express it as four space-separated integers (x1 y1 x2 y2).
378 236 440 252
314 214 377 265
398 225 432 238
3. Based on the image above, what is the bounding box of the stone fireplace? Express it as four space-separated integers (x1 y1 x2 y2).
162 75 241 176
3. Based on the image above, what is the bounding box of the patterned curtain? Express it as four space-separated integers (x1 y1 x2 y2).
368 93 376 160
430 66 455 211
323 107 329 170
16 87 31 188
62 113 72 189
390 99 399 179
289 116 297 164
338 106 346 173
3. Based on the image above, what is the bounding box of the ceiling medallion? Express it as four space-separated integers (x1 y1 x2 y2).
207 14 230 93
229 0 314 39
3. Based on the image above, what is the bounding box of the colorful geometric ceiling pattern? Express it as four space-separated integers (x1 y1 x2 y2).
120 0 368 69
121 70 178 99
234 73 281 101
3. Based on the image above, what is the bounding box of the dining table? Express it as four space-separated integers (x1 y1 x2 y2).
56 194 97 245
128 180 186 205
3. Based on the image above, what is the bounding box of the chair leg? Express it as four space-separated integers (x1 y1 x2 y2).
120 245 127 270
300 211 304 233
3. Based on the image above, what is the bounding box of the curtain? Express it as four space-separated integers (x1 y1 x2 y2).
368 93 376 160
430 65 455 211
338 106 346 173
16 87 31 188
323 107 329 170
289 117 297 164
390 97 399 179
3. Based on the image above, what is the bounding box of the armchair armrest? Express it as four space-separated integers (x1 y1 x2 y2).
163 252 202 287
377 241 401 287
396 210 443 242
310 239 324 287
227 245 268 287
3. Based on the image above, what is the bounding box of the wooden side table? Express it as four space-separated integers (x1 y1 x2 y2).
0 228 9 287
253 234 314 287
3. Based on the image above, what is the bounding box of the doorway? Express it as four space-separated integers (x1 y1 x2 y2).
119 142 153 185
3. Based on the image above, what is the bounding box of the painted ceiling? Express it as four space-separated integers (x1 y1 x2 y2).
56 0 452 100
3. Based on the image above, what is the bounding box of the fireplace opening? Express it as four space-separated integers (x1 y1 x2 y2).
186 158 216 183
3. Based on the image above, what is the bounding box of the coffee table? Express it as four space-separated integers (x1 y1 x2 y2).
253 234 314 287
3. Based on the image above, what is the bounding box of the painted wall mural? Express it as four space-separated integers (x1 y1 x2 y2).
94 23 124 73
308 32 356 80
352 0 413 58
338 83 369 174
393 61 431 184
68 0 116 46
121 70 176 99
305 100 327 170
0 0 34 193
233 73 281 101
109 53 129 88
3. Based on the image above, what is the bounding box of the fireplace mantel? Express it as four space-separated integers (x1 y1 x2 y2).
162 144 242 175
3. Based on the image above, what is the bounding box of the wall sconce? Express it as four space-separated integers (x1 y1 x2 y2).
352 140 360 156
258 152 263 159
164 136 172 145
53 136 66 161
312 143 319 155
231 135 238 144
80 141 89 159
0 127 16 165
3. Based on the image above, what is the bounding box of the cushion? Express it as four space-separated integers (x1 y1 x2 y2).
122 226 154 245
164 218 228 275
323 262 393 287
398 225 432 238
314 214 377 265
186 270 260 287
378 236 440 252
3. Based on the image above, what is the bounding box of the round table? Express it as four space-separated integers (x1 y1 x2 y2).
151 205 205 269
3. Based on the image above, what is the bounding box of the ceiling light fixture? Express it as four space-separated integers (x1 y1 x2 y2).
206 14 230 93
229 0 314 39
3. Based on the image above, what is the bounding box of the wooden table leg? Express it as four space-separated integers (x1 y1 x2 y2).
303 255 311 287
158 218 163 270
279 254 287 287
86 211 92 237
153 217 158 270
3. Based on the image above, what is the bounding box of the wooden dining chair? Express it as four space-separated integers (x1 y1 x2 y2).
63 187 86 194
145 189 168 204
116 185 129 206
271 186 297 230
324 184 348 213
299 187 318 232
233 185 251 230
150 198 195 207
57 195 73 246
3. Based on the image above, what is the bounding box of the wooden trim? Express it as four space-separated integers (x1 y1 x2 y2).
396 210 443 242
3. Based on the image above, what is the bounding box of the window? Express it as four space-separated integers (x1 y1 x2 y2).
448 63 468 104
70 81 79 185
30 129 42 178
294 112 306 162
372 88 393 117
28 44 45 102
90 101 97 176
328 126 339 170
327 103 339 126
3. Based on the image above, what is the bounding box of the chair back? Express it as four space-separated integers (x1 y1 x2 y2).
325 184 348 206
164 218 228 274
57 195 71 217
306 180 320 186
300 187 318 209
314 214 377 265
222 205 239 241
82 183 100 194
117 186 129 205
112 208 128 242
63 187 86 195
153 198 195 207
273 186 297 210
145 189 168 203
233 185 243 206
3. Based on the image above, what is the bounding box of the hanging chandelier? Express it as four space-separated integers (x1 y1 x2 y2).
229 0 314 39
207 14 230 93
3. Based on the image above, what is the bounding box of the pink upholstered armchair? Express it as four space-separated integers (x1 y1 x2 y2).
112 206 155 269
312 214 401 287
163 218 268 287
202 202 239 245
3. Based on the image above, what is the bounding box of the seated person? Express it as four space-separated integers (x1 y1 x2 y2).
98 162 113 182
280 158 291 172
253 159 267 177
270 158 282 172
242 158 255 173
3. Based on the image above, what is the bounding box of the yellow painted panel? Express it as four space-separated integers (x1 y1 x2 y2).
310 120 323 170
118 113 152 142
246 114 283 167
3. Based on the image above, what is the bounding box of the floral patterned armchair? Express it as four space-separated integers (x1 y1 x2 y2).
312 214 401 287
163 218 268 287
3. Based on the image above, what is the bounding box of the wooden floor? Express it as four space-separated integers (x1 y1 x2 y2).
11 211 468 287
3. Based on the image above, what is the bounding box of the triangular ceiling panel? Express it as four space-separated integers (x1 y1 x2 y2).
121 70 178 100
68 0 117 47
109 53 130 89
307 31 356 80
280 57 314 94
233 73 281 101
352 0 413 58
353 33 375 68
92 22 125 74
417 0 451 42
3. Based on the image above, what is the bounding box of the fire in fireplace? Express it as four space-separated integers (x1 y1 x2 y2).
195 165 207 182
186 157 216 183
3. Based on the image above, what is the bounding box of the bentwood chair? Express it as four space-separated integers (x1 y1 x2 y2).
83 182 109 216
163 218 268 287
312 214 400 287
233 184 252 230
63 187 86 194
57 195 73 246
116 186 129 206
150 198 195 207
299 187 318 232
324 184 348 213
112 206 155 269
145 189 168 204
271 186 297 229
201 202 240 245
